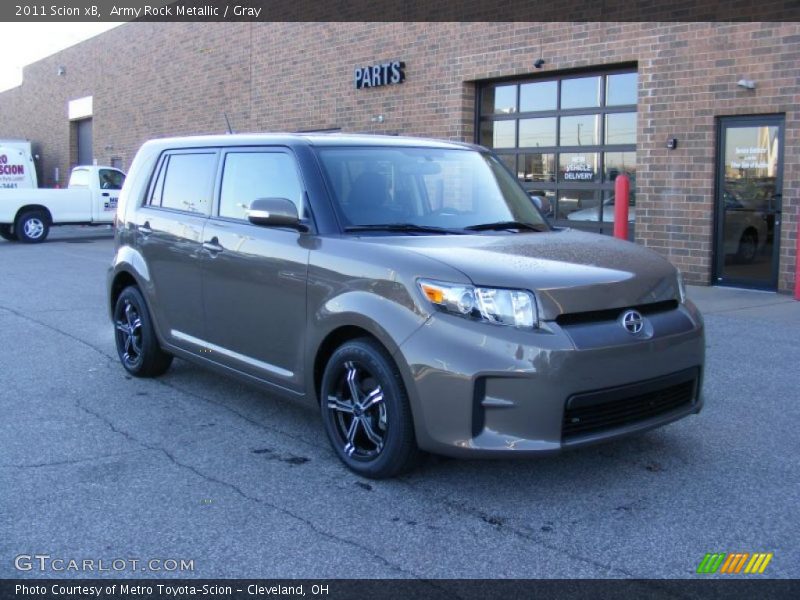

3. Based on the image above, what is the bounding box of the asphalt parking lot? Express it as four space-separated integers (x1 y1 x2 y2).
1 228 798 579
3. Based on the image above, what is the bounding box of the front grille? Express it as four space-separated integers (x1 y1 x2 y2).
556 299 678 327
562 369 697 440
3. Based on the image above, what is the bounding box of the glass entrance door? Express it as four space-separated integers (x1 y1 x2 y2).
714 116 783 289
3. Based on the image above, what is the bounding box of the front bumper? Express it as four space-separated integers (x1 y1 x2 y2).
396 300 705 457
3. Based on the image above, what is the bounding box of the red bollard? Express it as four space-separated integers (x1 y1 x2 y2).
795 207 800 300
613 174 630 240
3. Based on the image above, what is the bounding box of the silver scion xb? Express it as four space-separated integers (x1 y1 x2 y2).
108 134 704 478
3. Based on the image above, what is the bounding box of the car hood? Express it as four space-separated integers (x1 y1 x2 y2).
360 229 679 320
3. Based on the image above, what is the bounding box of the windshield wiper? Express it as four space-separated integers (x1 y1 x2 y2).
344 223 465 235
463 221 546 232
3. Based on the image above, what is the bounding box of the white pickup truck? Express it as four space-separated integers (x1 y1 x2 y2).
0 165 125 243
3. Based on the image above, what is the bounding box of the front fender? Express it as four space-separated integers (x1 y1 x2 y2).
304 288 429 403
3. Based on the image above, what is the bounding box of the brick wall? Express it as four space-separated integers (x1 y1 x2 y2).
0 22 797 292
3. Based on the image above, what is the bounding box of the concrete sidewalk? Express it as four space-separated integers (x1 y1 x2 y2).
688 285 800 324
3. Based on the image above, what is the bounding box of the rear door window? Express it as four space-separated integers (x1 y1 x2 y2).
159 152 217 215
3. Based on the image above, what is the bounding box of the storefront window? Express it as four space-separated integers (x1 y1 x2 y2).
560 76 601 109
604 152 636 181
480 120 516 148
605 112 636 145
606 72 638 106
520 81 557 112
519 153 556 182
560 114 600 146
519 117 557 147
478 68 637 234
482 84 517 114
559 153 600 182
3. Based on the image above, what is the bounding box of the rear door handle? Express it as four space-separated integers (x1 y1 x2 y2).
202 238 223 255
101 192 110 197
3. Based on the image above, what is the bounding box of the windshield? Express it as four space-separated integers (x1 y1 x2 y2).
316 147 548 232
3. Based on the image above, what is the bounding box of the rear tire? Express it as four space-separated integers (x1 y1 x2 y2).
113 286 173 377
0 224 17 241
15 210 49 243
320 338 420 479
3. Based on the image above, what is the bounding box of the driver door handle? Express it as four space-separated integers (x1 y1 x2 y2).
203 238 224 255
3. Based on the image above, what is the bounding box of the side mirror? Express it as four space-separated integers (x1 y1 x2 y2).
247 198 307 231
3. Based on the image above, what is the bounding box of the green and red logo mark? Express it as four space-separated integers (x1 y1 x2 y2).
697 553 773 574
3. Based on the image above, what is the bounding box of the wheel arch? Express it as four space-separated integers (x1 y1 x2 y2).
312 325 388 404
15 205 52 225
109 269 140 316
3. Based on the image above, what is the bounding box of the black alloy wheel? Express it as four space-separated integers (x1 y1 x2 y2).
320 339 419 478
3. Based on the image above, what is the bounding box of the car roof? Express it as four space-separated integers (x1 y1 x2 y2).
140 132 482 152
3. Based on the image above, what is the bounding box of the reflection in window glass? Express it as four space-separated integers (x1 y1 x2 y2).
558 190 599 221
604 152 636 181
519 153 555 182
560 114 599 146
559 153 600 182
560 76 600 109
520 81 557 112
161 153 216 214
482 84 517 114
480 120 516 148
606 72 638 106
220 153 303 220
519 117 556 147
606 112 636 144
528 190 555 219
603 190 637 226
496 154 516 176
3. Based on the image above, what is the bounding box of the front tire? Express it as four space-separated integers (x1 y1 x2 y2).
0 224 17 241
113 286 173 377
320 338 420 479
15 210 49 243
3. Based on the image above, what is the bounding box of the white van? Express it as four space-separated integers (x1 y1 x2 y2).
0 140 38 189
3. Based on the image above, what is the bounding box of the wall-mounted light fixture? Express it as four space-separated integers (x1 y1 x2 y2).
534 58 545 69
736 78 756 90
57 66 66 76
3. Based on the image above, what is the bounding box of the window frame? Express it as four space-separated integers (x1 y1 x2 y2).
142 148 220 216
477 66 637 233
211 146 310 226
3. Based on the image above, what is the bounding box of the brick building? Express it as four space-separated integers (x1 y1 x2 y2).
0 22 797 292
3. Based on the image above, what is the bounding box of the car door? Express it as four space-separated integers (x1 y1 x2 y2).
200 147 310 392
133 149 218 344
96 168 125 222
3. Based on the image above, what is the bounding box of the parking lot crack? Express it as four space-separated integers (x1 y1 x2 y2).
73 397 440 584
396 482 650 580
0 302 115 369
2 449 146 469
156 379 321 451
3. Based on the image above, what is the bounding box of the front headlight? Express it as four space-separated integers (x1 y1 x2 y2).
676 271 687 304
418 279 538 329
